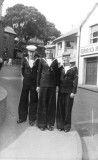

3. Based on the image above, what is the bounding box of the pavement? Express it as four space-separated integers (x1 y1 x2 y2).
0 65 82 160
0 120 82 160
1 65 98 160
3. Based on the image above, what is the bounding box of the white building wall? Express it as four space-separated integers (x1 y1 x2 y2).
80 5 98 48
55 40 65 63
55 35 79 67
79 57 84 84
79 5 98 86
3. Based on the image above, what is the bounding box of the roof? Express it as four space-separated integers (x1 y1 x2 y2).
4 26 16 35
81 3 98 27
53 28 79 43
45 44 56 49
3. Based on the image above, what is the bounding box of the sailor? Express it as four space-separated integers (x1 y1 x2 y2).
56 58 78 132
36 49 59 131
17 45 40 126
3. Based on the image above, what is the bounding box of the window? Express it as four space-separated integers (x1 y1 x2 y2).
66 41 74 48
90 25 98 43
58 42 62 49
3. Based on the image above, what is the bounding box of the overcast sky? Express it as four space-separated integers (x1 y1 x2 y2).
2 0 98 34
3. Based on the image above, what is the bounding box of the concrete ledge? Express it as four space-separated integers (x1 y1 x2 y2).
0 86 7 125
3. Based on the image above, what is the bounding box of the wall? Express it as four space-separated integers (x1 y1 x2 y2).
3 33 15 59
80 5 98 47
55 37 78 64
55 40 65 63
0 22 4 58
79 5 98 85
0 86 7 125
8 34 15 58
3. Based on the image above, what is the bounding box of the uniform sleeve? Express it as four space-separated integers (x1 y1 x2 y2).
37 59 43 87
21 58 25 77
55 60 59 86
72 67 78 94
58 65 63 87
36 58 40 70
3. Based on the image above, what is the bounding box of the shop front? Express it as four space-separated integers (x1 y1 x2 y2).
79 44 98 87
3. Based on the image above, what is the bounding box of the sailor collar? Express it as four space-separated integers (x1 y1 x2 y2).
63 65 76 74
25 57 38 68
42 58 56 66
69 65 76 69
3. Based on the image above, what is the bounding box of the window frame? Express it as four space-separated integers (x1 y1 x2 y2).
65 41 74 48
90 24 98 44
58 42 62 50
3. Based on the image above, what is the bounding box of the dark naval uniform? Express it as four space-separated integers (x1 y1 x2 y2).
56 65 78 131
37 58 58 130
18 57 40 123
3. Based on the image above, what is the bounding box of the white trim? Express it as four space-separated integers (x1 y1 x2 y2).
25 57 39 68
42 58 56 66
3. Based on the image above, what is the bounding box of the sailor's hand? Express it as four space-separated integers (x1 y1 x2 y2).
36 87 40 93
56 86 59 92
70 93 75 98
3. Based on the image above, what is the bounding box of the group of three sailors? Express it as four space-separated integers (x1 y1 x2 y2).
17 45 78 132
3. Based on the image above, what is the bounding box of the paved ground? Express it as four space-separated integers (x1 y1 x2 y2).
1 65 98 160
72 78 98 160
0 65 82 160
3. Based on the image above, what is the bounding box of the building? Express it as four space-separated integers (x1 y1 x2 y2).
79 3 98 87
3 26 16 60
0 6 2 19
53 28 80 67
0 21 4 58
0 0 4 58
0 0 4 19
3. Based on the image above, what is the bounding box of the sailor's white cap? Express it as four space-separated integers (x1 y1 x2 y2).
69 59 75 63
26 45 37 51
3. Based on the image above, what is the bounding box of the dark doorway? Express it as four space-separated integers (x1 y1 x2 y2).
86 57 97 85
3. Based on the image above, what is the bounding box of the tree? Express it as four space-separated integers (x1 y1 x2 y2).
3 4 61 44
0 0 4 6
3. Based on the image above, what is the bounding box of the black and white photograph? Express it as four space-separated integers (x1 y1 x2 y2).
0 0 98 159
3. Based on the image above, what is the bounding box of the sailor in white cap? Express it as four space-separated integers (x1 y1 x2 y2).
56 57 78 132
17 45 40 126
36 48 59 131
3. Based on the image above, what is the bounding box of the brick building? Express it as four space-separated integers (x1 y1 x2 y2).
3 26 16 60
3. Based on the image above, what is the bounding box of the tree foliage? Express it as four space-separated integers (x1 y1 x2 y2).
0 0 4 6
3 4 61 44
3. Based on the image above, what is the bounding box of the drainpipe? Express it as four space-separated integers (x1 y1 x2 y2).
76 25 82 70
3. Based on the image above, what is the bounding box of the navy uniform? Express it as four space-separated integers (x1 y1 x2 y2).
56 61 78 132
17 45 40 125
36 57 58 131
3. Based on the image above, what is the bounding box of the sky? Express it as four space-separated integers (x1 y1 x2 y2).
2 0 98 34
